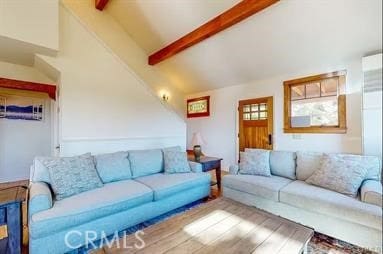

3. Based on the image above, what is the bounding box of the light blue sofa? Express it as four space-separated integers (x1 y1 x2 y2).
28 148 211 254
223 150 382 252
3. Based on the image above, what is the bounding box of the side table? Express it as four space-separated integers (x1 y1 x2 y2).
0 186 26 254
188 156 223 189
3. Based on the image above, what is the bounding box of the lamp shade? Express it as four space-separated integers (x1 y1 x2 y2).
190 132 205 147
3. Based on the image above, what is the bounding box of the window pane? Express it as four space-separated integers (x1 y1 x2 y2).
251 112 258 120
321 78 338 96
259 111 267 119
291 85 305 100
259 103 267 111
291 96 338 126
243 105 250 112
251 104 259 112
305 82 320 98
243 113 250 120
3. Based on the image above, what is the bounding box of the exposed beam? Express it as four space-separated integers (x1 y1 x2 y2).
95 0 109 11
148 0 279 65
0 77 56 100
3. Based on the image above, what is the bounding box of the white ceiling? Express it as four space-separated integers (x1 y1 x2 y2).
107 0 382 94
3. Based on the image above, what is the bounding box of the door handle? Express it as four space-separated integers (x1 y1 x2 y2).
268 134 272 145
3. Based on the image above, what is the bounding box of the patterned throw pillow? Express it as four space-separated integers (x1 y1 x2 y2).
163 151 191 174
306 154 370 197
239 150 271 177
41 154 103 200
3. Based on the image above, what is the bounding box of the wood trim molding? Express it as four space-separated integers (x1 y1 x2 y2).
95 0 109 11
0 77 56 100
283 70 347 134
148 0 279 65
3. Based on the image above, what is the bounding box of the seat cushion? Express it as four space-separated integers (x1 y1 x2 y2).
30 180 153 238
128 149 164 178
135 173 211 201
270 151 297 180
280 180 382 229
223 174 292 201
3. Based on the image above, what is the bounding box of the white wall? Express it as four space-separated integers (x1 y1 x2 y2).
38 4 186 156
0 62 54 182
0 0 59 51
187 59 363 170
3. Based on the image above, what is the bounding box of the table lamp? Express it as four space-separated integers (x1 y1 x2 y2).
191 132 205 161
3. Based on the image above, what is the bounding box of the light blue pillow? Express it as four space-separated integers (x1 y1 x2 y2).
95 151 131 183
41 154 103 200
163 151 191 174
128 149 163 178
239 150 271 177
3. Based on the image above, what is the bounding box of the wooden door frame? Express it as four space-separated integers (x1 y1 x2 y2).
238 96 274 154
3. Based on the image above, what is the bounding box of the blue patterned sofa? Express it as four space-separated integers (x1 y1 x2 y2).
28 148 210 254
223 150 382 252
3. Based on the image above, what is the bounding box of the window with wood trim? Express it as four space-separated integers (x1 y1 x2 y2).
284 71 347 133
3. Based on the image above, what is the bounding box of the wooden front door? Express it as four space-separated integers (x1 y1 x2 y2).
239 96 273 151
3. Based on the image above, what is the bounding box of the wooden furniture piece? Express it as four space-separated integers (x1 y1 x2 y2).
0 186 26 254
188 155 223 189
99 198 314 254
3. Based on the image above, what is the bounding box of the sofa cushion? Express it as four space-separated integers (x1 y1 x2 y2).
296 151 323 181
361 180 382 207
95 151 132 183
223 174 292 201
128 149 164 178
306 154 369 197
163 150 191 174
41 154 103 200
135 172 210 201
280 180 382 230
270 151 296 180
239 150 271 177
30 180 153 238
333 154 381 181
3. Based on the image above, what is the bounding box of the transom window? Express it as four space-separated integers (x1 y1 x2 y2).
284 71 347 133
243 103 268 120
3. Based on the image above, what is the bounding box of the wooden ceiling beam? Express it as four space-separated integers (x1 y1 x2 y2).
148 0 279 65
0 77 56 100
95 0 109 11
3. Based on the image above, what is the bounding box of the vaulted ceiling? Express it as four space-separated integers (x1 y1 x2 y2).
106 0 382 94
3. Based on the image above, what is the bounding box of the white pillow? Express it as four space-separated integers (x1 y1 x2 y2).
239 150 271 177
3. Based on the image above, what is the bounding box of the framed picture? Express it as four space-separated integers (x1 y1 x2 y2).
0 94 44 121
187 96 210 118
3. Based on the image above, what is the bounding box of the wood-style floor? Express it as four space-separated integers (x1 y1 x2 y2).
93 198 313 254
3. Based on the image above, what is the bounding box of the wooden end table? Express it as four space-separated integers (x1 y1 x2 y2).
0 186 26 254
188 156 223 189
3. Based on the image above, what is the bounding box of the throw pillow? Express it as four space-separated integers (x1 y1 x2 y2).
41 154 103 200
239 150 271 177
163 150 191 174
94 151 132 183
306 154 369 197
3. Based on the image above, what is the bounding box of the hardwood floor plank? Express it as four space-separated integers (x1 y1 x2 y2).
164 203 256 254
252 223 297 254
135 204 243 254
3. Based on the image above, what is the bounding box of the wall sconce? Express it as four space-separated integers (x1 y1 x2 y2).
162 93 169 102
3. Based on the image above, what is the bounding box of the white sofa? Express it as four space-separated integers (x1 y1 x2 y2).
223 150 382 252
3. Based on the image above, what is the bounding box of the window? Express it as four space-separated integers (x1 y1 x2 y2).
242 102 268 121
284 71 347 133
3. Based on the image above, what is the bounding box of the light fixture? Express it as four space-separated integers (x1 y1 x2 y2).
162 93 169 102
190 132 205 161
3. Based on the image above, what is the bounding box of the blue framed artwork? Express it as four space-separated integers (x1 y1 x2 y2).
0 95 44 121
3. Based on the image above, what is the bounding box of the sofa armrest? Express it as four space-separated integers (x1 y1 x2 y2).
29 182 53 218
361 180 382 207
229 164 240 175
189 161 203 173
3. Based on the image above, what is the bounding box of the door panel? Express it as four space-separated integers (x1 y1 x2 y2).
239 97 273 152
